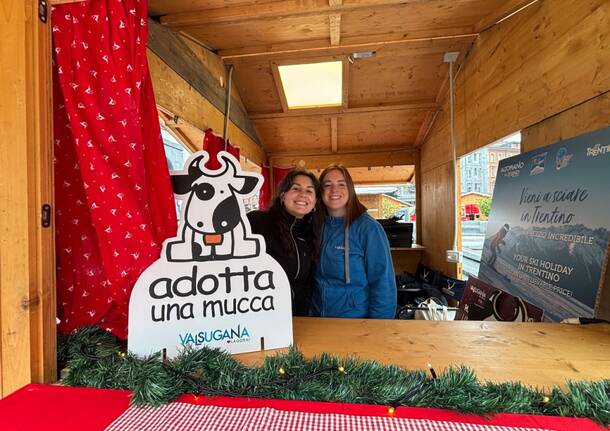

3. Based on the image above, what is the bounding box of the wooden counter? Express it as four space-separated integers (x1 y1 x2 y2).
234 318 610 390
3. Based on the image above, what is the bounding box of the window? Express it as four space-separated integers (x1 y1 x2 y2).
355 179 417 242
160 123 192 220
278 61 343 109
161 128 190 171
459 132 521 278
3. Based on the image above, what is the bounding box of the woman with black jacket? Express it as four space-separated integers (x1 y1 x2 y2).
247 169 322 316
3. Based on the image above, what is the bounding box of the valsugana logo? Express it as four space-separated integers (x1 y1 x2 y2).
179 324 251 346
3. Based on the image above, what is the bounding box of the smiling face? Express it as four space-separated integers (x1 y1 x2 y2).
281 174 317 218
321 169 349 217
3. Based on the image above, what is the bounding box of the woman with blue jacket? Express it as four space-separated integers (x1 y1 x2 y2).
311 165 396 319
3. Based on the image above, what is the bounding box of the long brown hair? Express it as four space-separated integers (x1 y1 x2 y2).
268 168 323 262
319 164 367 227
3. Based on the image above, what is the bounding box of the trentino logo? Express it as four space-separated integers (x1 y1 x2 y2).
586 143 610 157
179 325 251 346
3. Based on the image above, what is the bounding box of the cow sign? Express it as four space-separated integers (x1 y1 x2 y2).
128 151 293 358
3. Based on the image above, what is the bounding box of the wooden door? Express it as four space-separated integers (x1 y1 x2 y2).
0 0 56 396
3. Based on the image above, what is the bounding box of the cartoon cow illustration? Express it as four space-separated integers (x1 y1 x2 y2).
166 151 262 262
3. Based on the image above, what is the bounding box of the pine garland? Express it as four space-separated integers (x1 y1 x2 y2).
58 327 610 425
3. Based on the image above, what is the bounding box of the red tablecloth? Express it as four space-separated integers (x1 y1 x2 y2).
0 384 606 431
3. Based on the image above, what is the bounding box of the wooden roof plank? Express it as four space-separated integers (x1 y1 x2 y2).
159 0 424 28
147 19 262 146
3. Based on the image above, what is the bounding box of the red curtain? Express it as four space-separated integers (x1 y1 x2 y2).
201 129 240 169
273 166 294 193
258 165 295 210
52 0 177 338
258 166 272 209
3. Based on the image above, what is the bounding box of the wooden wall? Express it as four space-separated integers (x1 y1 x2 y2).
420 162 461 278
0 0 56 396
521 93 610 153
419 0 610 278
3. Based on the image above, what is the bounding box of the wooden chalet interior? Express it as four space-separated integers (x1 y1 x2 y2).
1 0 609 398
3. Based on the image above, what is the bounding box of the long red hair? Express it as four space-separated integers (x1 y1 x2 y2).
319 164 367 227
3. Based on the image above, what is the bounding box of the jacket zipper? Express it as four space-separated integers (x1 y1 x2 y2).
290 219 300 280
320 223 329 316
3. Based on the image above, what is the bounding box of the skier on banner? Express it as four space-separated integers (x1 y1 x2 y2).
487 224 510 271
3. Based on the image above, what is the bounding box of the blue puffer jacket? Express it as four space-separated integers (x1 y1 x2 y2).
312 213 396 319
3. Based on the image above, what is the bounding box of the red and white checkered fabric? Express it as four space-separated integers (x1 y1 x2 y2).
105 402 552 431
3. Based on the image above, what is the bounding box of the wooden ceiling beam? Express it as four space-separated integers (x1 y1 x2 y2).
225 36 476 64
475 0 540 32
270 148 418 170
329 0 343 46
270 62 289 113
250 101 439 120
220 32 477 60
160 0 421 28
329 13 341 46
413 111 435 148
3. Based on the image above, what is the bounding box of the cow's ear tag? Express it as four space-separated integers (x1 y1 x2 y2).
128 149 294 359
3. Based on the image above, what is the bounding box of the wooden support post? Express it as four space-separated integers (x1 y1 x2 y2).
0 0 56 396
330 117 338 153
329 14 341 46
415 150 423 244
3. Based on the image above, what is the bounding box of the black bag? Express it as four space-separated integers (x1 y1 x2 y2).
438 274 467 301
415 263 440 285
421 283 448 306
377 219 413 247
395 272 423 307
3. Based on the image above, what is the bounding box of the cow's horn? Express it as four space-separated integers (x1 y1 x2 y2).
188 155 205 177
221 153 239 176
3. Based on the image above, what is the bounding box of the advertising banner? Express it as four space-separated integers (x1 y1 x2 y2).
128 151 293 358
479 126 610 321
455 277 543 322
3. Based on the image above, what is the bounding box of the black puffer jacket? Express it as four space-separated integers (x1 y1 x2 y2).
247 208 315 316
